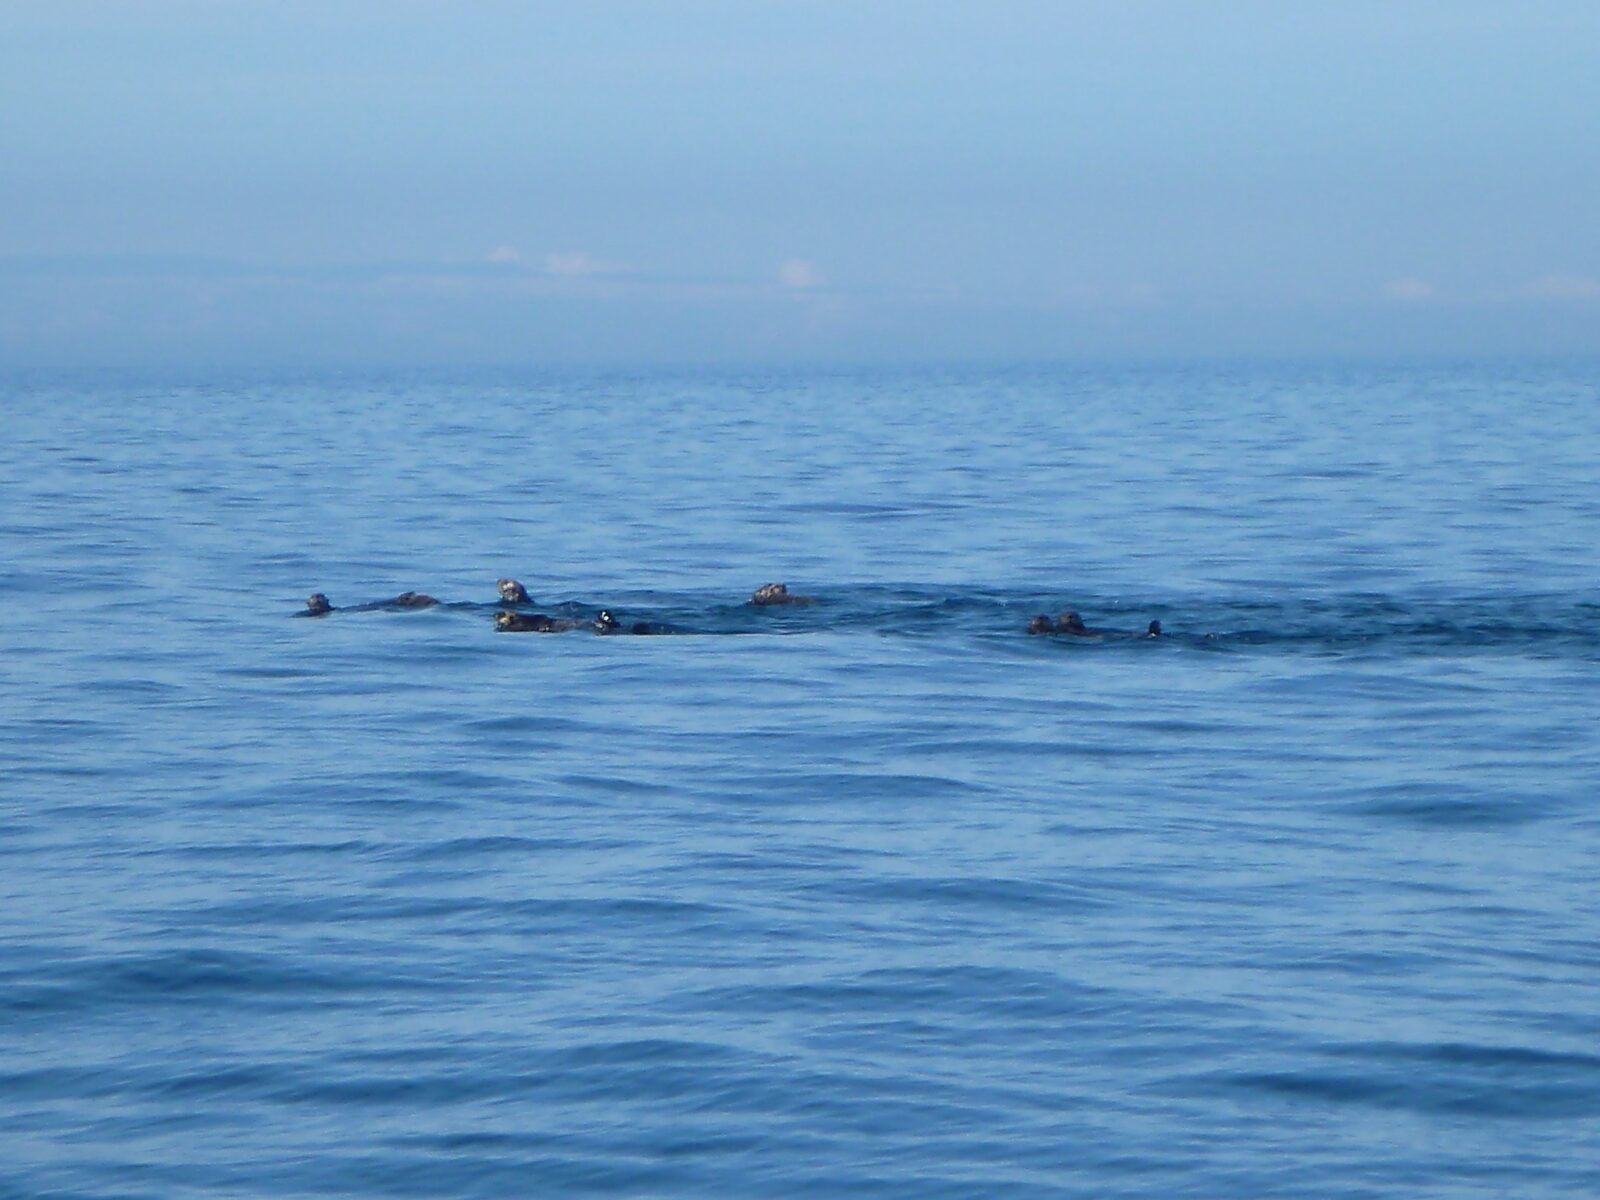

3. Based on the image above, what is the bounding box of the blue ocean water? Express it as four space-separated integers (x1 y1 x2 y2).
2 363 1598 1198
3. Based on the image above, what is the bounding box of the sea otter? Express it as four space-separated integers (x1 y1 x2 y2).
497 578 531 604
750 582 816 606
495 609 617 633
1024 612 1135 635
496 610 562 633
1061 612 1151 637
299 590 438 615
1033 613 1162 637
594 611 669 634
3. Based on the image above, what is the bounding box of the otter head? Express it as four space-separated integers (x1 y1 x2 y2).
751 582 789 604
1058 612 1087 634
497 578 530 603
305 593 332 615
1147 620 1162 638
494 610 516 630
596 610 620 631
1027 615 1054 635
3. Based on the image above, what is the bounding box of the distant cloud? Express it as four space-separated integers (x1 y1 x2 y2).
1522 273 1600 301
778 258 823 289
545 250 623 277
485 245 522 264
1383 277 1436 303
1381 273 1600 306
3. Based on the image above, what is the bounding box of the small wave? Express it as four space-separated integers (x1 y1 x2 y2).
1215 1051 1600 1119
1350 793 1557 829
1 947 441 1018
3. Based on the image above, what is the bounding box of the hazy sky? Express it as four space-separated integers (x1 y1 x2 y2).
3 1 1597 366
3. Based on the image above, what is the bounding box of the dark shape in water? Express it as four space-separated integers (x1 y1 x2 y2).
1030 611 1161 638
495 609 621 634
1057 612 1092 635
297 589 438 616
497 578 531 604
751 582 817 606
495 610 565 633
390 592 439 609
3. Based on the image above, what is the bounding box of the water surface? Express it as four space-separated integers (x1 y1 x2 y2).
2 363 1597 1197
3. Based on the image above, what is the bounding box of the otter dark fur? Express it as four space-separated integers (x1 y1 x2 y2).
1059 612 1164 638
390 591 439 609
1057 613 1161 639
299 590 440 615
495 610 565 633
494 610 621 634
1028 612 1159 637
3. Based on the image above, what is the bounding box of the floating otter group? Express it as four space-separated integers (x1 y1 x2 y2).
299 581 812 634
299 581 1163 639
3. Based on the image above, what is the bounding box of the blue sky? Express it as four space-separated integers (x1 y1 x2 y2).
2 1 1597 366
